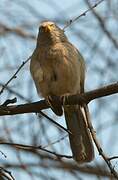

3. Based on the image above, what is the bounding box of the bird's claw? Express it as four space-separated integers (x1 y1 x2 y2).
46 95 63 116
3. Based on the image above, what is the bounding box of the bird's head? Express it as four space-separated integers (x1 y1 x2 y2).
37 21 68 45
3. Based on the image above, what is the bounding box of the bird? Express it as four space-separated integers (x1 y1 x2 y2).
30 21 94 163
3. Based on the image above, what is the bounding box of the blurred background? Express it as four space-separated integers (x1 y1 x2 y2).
0 0 118 179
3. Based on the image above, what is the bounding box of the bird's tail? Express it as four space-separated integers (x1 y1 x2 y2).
64 105 94 163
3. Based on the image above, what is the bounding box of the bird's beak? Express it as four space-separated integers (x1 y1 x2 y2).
44 25 52 32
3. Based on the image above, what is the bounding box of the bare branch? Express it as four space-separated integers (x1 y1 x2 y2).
108 156 118 161
84 106 118 179
0 139 115 178
0 56 31 95
2 160 115 178
0 167 15 180
85 0 118 49
0 23 36 39
0 141 72 160
38 111 71 134
63 0 105 30
0 82 117 116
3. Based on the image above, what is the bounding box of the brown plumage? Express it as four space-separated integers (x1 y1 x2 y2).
30 21 94 163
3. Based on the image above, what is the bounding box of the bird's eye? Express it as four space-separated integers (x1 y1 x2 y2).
50 24 54 27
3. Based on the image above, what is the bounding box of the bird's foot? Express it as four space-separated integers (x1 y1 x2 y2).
61 93 70 106
46 95 63 116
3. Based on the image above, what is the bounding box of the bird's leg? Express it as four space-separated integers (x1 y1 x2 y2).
61 93 70 107
46 95 63 116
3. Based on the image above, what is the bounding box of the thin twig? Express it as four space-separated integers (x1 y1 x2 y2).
43 134 68 148
2 162 115 178
108 156 118 161
0 167 15 180
39 111 72 134
85 0 118 49
0 141 72 160
0 56 31 95
63 0 105 30
2 98 17 106
84 106 118 179
0 150 7 158
0 83 31 102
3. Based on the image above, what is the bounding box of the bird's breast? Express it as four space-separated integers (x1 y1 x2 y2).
31 44 81 97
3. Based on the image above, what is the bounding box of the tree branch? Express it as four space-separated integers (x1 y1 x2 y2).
85 0 118 49
0 23 36 39
0 82 118 178
63 0 105 30
84 105 118 179
0 142 116 178
0 82 118 116
0 56 31 95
